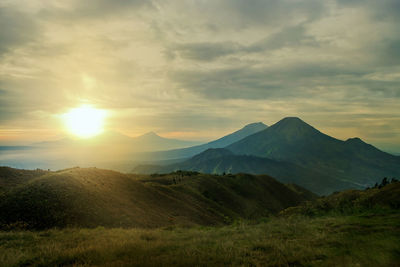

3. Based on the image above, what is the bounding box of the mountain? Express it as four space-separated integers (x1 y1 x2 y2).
139 122 268 161
34 130 201 152
227 117 400 187
135 117 400 195
0 131 203 171
1 123 267 171
133 148 359 195
0 167 315 229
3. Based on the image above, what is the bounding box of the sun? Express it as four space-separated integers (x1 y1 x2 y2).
62 105 107 138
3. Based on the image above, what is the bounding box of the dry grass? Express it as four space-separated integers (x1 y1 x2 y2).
1 212 399 266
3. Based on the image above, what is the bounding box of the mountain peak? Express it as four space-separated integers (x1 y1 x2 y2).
346 137 363 143
141 132 160 138
243 122 267 129
278 117 305 124
270 117 318 137
345 137 371 148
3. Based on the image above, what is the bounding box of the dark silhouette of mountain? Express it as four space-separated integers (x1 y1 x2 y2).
133 148 359 195
135 117 400 195
228 117 340 162
140 122 268 160
0 167 315 229
226 117 400 188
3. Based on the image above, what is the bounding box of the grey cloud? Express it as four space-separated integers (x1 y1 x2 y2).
72 0 152 16
217 0 327 27
246 24 319 53
0 78 70 123
169 63 370 100
336 0 400 22
171 42 241 61
39 0 152 21
0 7 40 56
171 24 319 61
380 39 400 66
151 0 327 35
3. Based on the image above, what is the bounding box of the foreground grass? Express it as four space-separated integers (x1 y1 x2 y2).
1 212 399 266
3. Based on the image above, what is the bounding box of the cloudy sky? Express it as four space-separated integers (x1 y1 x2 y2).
0 0 399 151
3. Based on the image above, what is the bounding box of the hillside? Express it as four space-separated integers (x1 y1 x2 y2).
0 167 49 193
133 148 358 195
139 122 268 161
1 179 399 266
281 179 400 216
0 167 315 230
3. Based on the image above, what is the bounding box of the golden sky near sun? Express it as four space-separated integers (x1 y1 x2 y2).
62 105 107 138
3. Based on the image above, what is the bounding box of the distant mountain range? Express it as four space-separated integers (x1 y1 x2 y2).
0 123 268 171
139 122 268 161
134 117 400 195
2 117 399 195
33 130 202 152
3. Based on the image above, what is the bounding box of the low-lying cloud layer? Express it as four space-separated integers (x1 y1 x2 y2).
0 0 399 151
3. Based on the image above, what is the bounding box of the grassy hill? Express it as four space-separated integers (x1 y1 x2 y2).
0 167 49 193
1 179 399 266
0 167 315 230
281 179 400 217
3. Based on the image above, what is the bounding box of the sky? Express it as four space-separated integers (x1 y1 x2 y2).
0 0 399 151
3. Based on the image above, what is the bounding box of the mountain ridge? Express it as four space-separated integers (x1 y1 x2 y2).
139 122 268 161
135 117 400 195
133 148 360 195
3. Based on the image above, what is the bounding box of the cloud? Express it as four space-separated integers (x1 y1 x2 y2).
0 0 399 149
336 0 400 21
245 24 320 53
169 24 320 61
0 7 40 56
169 62 370 100
38 0 152 21
380 39 400 66
170 42 241 61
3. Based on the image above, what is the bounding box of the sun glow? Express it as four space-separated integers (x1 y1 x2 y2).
62 105 107 138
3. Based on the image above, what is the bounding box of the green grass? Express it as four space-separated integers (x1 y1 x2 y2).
1 212 399 266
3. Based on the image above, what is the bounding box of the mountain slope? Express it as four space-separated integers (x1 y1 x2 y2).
0 167 315 229
227 117 400 187
133 148 359 195
282 180 400 217
0 167 49 193
140 122 268 160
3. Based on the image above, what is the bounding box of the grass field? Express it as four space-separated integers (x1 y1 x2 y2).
1 212 399 266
